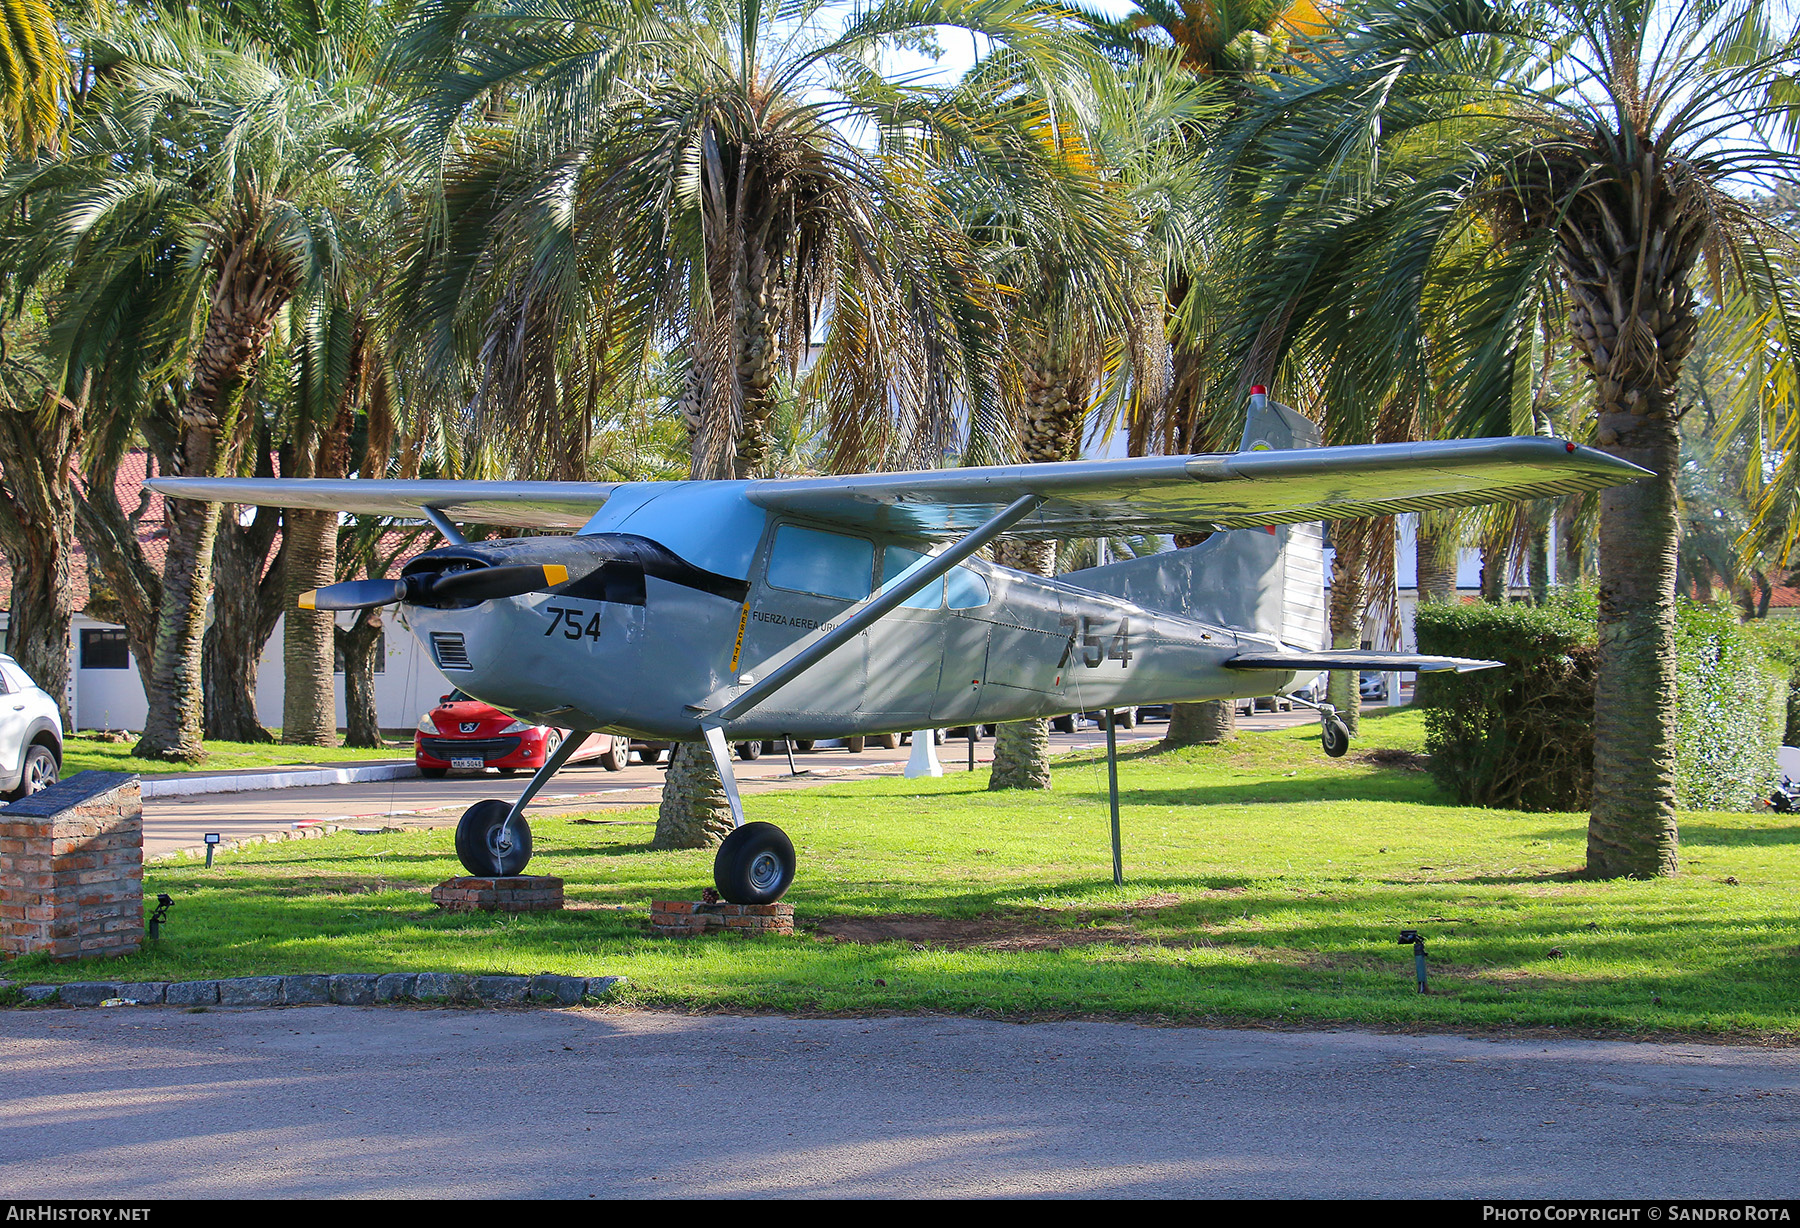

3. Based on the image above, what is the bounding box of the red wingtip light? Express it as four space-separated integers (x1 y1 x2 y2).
1250 384 1268 396
1566 441 1576 452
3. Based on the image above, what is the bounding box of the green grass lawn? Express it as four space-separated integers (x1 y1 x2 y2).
60 733 407 776
14 710 1798 1040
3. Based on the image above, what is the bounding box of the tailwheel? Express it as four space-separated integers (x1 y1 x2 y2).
1321 713 1351 758
455 800 533 877
713 821 795 905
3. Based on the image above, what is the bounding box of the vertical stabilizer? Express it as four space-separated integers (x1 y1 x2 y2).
1061 392 1327 648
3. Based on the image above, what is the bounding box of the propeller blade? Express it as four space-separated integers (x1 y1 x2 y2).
423 563 569 604
299 579 408 611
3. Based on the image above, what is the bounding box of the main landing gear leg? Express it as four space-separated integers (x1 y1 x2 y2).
1287 693 1352 758
455 730 591 877
701 724 795 905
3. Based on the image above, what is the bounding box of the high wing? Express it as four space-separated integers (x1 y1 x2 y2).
746 436 1645 539
141 478 620 530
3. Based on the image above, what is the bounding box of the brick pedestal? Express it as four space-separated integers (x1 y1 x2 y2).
1 771 142 961
432 876 564 913
651 900 794 937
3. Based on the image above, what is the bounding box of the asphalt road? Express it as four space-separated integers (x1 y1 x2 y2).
0 1007 1793 1198
144 715 1329 859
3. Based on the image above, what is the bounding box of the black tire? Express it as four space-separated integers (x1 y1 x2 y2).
637 745 664 765
1321 716 1351 759
496 768 520 778
598 734 628 771
420 765 448 779
5 742 57 801
843 736 866 753
871 733 899 750
1050 715 1075 734
712 821 796 905
793 739 815 752
454 800 533 877
737 740 762 761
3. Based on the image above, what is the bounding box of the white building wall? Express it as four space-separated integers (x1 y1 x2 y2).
60 610 450 733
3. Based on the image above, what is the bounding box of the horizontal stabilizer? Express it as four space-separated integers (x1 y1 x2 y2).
1226 651 1499 674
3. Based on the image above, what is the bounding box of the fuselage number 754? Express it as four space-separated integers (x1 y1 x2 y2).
1058 615 1133 669
543 606 601 641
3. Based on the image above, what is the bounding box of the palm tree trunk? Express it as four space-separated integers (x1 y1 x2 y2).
1164 699 1235 746
334 608 384 748
1328 520 1368 735
654 742 737 849
281 508 338 745
1554 496 1584 587
1567 210 1698 879
0 399 78 717
989 337 1087 792
135 235 297 761
202 501 282 742
1415 510 1458 605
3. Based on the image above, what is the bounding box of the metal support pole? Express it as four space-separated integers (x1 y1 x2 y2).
1105 710 1123 887
968 728 976 773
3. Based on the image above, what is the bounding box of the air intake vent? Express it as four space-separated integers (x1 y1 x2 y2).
431 632 472 671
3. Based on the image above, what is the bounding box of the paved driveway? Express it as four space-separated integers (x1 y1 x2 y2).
0 1008 1792 1198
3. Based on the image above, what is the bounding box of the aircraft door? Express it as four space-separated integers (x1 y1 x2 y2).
736 522 872 719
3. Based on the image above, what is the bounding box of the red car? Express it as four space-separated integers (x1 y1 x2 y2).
414 690 631 777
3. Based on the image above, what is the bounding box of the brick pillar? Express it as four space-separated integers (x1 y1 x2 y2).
0 771 142 961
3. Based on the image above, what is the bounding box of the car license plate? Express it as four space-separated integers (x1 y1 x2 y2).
451 757 484 769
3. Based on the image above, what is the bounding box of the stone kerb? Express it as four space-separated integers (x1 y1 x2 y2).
0 771 142 961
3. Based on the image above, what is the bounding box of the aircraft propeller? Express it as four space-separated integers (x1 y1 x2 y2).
299 564 569 611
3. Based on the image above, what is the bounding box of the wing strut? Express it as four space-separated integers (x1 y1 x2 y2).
695 493 1044 826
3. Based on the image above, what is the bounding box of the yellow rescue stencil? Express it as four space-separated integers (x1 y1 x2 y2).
729 602 750 672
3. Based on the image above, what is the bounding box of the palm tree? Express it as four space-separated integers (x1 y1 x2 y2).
393 0 1107 840
0 0 66 152
1213 0 1800 877
2 10 403 760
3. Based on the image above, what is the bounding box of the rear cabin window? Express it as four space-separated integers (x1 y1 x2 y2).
946 566 990 609
766 525 874 601
881 546 945 609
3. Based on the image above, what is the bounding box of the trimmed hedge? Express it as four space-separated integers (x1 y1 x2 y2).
1415 594 1783 813
1676 603 1784 811
1414 600 1597 811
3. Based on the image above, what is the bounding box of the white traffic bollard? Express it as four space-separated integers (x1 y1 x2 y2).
904 730 943 779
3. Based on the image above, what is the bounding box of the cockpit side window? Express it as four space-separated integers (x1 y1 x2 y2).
766 524 874 601
946 566 990 609
880 546 945 609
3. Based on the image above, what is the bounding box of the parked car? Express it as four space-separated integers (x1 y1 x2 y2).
1360 671 1390 703
415 690 632 776
0 654 61 801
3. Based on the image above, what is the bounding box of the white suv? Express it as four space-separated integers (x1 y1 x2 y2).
0 656 61 801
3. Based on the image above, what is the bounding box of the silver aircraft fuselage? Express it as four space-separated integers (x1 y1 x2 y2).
396 481 1294 742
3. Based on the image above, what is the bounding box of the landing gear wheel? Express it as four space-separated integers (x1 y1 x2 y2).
455 800 533 877
736 740 762 761
843 736 866 753
1321 716 1351 758
638 745 664 765
713 821 796 905
597 734 628 771
793 739 815 752
871 733 899 750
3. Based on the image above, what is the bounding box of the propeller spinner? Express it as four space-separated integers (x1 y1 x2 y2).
299 563 569 611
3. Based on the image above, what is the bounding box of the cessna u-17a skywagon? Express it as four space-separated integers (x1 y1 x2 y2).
152 393 1645 904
